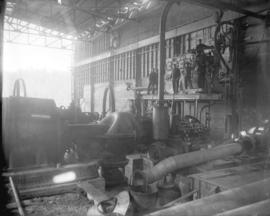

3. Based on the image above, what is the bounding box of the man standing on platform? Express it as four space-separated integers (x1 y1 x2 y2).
184 61 193 90
196 39 214 90
147 68 158 94
179 67 186 93
172 63 180 94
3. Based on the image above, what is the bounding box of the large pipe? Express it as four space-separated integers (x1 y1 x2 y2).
155 0 179 141
146 178 270 216
158 0 179 101
134 143 242 185
153 105 169 140
214 199 270 216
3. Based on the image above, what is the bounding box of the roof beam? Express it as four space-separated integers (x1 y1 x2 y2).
182 0 266 19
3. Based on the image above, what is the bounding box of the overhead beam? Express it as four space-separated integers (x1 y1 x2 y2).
4 16 77 41
71 5 138 22
183 0 266 19
38 0 138 22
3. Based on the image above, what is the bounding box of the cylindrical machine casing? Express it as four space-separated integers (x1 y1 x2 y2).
153 105 169 140
157 183 181 206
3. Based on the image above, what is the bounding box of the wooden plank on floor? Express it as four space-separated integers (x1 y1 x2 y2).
18 177 105 199
78 179 107 203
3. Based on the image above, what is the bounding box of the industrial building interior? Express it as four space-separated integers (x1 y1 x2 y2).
1 0 270 215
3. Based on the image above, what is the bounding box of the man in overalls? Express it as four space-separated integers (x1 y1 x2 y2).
147 68 158 94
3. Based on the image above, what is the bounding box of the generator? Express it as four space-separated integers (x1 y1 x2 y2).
3 79 62 168
3 96 61 168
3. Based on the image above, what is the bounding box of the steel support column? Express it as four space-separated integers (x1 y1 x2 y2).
158 0 180 101
154 0 180 141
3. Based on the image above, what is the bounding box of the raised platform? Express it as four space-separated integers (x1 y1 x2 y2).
141 93 222 101
127 92 223 118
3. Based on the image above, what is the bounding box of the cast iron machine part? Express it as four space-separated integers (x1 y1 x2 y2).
133 135 257 186
98 112 142 186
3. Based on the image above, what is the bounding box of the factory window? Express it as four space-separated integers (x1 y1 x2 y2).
124 52 128 80
93 63 97 83
85 65 89 85
153 44 157 70
95 62 99 83
113 56 117 81
121 53 124 80
132 51 135 79
127 52 130 79
123 53 126 80
95 63 98 83
141 47 145 78
98 61 101 83
110 51 137 81
74 66 86 100
119 55 122 81
131 51 135 79
145 46 149 77
101 61 103 83
167 39 174 58
118 55 121 81
129 51 133 80
106 58 109 82
100 61 103 83
126 52 130 80
101 61 104 82
116 55 120 81
149 45 153 74
122 53 126 80
141 46 153 77
172 33 189 52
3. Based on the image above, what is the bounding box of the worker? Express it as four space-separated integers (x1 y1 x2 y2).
184 61 193 89
64 142 79 164
205 52 215 93
68 100 81 123
195 39 214 90
171 64 180 94
196 39 214 55
147 68 158 94
179 68 186 93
